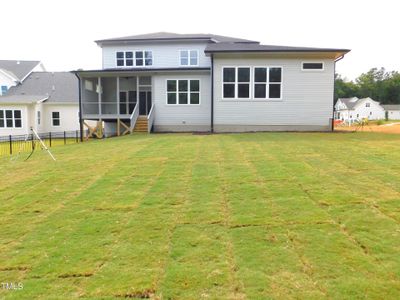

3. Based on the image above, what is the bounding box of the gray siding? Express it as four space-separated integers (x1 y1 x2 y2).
213 56 335 130
102 42 211 69
152 72 211 131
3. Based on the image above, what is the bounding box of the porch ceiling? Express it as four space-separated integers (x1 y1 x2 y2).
73 67 211 77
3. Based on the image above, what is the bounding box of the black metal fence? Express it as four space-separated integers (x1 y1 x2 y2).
0 130 85 156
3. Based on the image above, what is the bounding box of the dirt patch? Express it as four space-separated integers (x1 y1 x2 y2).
335 123 400 134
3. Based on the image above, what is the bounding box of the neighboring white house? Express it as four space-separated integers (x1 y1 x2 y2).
0 72 80 136
334 97 385 124
75 32 350 135
0 60 46 95
382 105 400 120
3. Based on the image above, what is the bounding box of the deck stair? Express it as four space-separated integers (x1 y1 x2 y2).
134 116 148 132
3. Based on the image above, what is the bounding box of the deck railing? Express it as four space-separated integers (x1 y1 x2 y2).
130 103 140 130
147 104 155 133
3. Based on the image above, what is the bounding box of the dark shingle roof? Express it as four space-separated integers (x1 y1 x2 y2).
382 104 400 111
338 97 359 109
0 60 41 81
204 43 350 54
5 72 78 103
96 32 259 44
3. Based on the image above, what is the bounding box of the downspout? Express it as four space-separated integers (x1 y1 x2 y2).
74 72 84 142
211 54 214 133
332 55 345 131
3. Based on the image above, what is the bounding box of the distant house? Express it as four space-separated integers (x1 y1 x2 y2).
382 105 400 120
0 72 80 136
0 60 45 95
334 97 385 123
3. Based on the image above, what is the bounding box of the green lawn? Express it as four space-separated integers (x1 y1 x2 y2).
0 132 400 299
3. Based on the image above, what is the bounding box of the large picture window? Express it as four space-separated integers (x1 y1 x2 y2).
222 67 250 99
116 51 152 67
167 79 200 105
253 67 282 99
180 50 198 66
0 109 22 128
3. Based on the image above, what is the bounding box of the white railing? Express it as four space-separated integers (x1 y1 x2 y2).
147 104 155 133
130 104 139 131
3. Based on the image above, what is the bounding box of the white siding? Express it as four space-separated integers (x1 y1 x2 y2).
387 110 400 120
42 104 80 133
213 56 335 130
102 42 211 69
351 99 385 121
152 73 211 131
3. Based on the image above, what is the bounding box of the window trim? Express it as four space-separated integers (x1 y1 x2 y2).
301 61 325 71
221 66 283 101
165 79 201 106
51 111 61 127
1 85 7 95
115 50 153 67
0 109 23 128
179 50 199 67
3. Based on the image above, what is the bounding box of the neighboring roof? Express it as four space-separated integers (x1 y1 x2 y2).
382 104 400 111
95 32 259 44
0 60 41 82
204 43 351 55
338 97 359 110
4 72 78 103
0 95 48 104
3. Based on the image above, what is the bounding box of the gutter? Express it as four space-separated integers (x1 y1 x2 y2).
210 54 214 133
332 55 345 131
73 72 84 142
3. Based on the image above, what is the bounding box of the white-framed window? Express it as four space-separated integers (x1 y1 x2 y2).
366 103 370 107
253 67 282 99
222 67 251 99
302 62 324 71
166 79 200 105
37 111 41 125
0 109 22 128
1 85 7 95
180 50 198 66
52 111 60 127
116 51 153 67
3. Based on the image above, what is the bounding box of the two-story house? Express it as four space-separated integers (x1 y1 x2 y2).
334 97 385 124
74 32 350 136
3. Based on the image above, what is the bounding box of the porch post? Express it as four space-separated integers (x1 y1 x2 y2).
98 77 102 115
136 76 139 114
116 77 120 115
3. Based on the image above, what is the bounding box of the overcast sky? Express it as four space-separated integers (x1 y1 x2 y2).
1 0 398 80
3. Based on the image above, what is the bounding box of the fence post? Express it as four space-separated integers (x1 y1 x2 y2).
31 133 35 150
49 132 52 147
76 130 78 143
9 135 12 155
64 131 66 145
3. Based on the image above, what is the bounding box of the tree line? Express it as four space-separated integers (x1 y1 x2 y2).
335 68 400 104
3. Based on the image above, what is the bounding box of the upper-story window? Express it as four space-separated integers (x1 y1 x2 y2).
1 85 7 95
366 103 370 107
116 51 153 67
180 50 198 66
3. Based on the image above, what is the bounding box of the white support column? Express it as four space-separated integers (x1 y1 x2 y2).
117 77 120 115
98 77 102 115
136 76 139 115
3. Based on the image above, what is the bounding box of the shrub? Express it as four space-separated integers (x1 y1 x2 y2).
377 119 384 125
